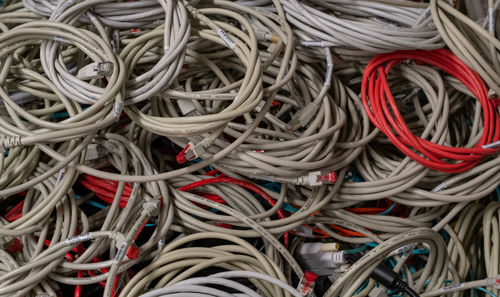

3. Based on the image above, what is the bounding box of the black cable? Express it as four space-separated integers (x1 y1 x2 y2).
402 286 420 297
345 254 421 297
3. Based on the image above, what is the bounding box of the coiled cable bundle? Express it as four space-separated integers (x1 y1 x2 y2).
431 0 500 95
361 48 500 173
282 0 444 56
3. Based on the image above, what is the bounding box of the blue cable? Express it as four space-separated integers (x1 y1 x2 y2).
86 201 106 209
346 245 368 254
354 280 368 295
474 287 497 297
51 106 89 119
282 203 298 213
378 202 397 215
469 269 477 297
496 186 500 202
365 242 378 248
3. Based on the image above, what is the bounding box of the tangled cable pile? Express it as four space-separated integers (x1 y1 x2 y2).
0 0 499 296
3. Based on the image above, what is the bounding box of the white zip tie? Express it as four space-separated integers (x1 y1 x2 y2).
483 140 500 149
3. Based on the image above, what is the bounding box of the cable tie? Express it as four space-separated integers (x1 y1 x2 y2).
482 140 500 149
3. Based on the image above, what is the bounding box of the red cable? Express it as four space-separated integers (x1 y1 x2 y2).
361 49 500 173
74 271 83 297
4 200 24 222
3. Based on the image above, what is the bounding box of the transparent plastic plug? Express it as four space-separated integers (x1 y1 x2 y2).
297 243 345 276
315 171 338 184
297 271 317 297
285 103 319 131
176 142 205 164
77 62 113 80
298 171 338 186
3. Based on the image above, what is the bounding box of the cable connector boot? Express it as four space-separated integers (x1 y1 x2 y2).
77 62 113 80
285 103 319 131
297 271 317 297
176 142 205 164
297 171 338 186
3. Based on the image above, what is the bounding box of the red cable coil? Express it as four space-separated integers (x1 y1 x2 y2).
361 49 500 173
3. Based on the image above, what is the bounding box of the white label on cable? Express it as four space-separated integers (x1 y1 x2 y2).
324 63 334 87
114 243 128 262
439 283 464 293
53 37 69 44
422 7 431 18
113 32 120 51
431 183 447 192
389 243 418 256
55 168 66 186
113 101 124 118
489 8 495 32
301 40 324 47
87 12 96 22
217 29 235 49
65 233 92 245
